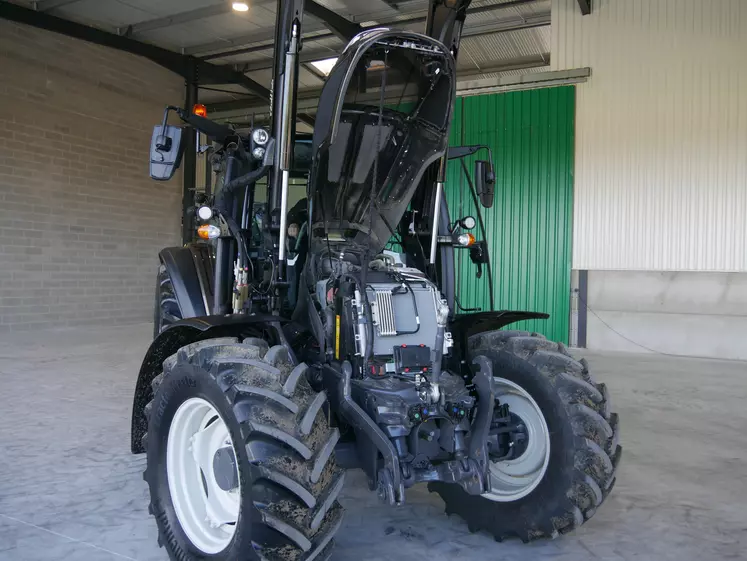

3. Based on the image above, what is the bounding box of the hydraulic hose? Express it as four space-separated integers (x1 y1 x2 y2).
223 165 270 195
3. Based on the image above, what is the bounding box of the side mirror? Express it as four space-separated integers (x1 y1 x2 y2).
150 124 183 181
474 160 495 208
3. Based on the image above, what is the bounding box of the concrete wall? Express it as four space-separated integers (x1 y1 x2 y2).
0 21 184 332
584 270 747 361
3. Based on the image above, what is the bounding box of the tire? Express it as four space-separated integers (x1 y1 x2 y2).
429 330 621 542
154 263 182 338
143 337 345 561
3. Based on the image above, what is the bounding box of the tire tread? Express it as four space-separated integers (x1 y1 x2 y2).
434 329 621 542
143 338 344 560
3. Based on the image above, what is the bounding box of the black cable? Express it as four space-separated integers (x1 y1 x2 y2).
220 212 259 306
221 212 249 267
223 165 269 194
342 272 375 366
395 65 415 111
413 232 433 282
576 292 674 356
389 274 420 335
316 194 336 278
460 158 494 311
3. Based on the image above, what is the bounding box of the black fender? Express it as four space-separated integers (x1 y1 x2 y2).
130 314 289 453
159 245 214 319
449 310 550 359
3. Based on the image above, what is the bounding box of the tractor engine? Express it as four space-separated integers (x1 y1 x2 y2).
317 251 476 487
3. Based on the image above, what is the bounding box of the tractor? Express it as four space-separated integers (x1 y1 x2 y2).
131 1 621 559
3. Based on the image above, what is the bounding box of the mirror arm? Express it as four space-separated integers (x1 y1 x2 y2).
460 158 495 311
485 146 495 176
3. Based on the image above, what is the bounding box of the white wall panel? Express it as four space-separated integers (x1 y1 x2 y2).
553 0 747 271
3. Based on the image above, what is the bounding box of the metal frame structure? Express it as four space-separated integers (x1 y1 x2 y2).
0 1 263 244
0 0 555 243
198 0 546 61
0 3 270 98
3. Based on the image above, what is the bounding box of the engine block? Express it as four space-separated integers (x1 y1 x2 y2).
365 278 441 357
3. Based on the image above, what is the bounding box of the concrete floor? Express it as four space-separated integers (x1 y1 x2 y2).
0 324 746 561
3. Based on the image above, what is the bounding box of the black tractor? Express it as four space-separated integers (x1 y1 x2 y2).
131 3 621 559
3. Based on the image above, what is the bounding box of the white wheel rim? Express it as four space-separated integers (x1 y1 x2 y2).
482 377 550 502
167 397 240 554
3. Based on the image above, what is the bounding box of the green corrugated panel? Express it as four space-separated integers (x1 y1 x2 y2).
446 86 575 343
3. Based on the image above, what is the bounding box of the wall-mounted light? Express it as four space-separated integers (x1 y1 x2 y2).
232 2 249 12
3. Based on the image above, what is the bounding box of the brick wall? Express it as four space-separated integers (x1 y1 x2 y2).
0 21 184 332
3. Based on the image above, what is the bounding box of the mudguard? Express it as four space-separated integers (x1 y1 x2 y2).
159 245 213 319
130 314 289 453
449 310 550 358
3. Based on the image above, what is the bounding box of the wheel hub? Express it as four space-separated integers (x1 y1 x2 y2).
481 377 550 503
213 447 239 491
487 404 529 461
167 398 240 554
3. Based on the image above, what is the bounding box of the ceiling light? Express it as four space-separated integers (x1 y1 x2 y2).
310 57 339 76
232 2 249 12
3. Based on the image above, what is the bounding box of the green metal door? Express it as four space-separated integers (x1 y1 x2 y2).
446 86 575 343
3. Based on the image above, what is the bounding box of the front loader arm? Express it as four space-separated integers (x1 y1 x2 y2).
425 0 473 57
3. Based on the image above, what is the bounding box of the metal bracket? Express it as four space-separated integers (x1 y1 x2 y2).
339 361 405 504
467 354 495 493
409 457 485 495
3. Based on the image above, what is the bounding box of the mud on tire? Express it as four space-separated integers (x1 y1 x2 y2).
143 337 345 561
429 330 621 542
153 263 182 338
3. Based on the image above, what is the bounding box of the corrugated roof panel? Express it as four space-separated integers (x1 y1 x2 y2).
245 68 274 88
198 84 255 104
103 0 216 18
208 35 343 66
207 9 278 34
50 0 154 28
460 28 548 67
471 0 551 18
137 9 274 50
298 66 326 88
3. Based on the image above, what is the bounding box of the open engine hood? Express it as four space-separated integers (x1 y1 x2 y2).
309 29 456 253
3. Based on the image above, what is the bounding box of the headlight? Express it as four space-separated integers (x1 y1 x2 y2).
460 216 476 230
197 224 221 240
251 128 269 145
457 233 476 247
197 206 213 220
252 146 266 160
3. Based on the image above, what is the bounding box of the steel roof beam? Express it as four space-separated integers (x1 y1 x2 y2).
33 0 83 11
0 2 271 99
305 0 362 41
194 0 544 58
230 12 550 72
127 3 232 35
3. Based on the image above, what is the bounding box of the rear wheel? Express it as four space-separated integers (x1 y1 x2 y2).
430 330 621 541
143 338 345 560
154 263 182 337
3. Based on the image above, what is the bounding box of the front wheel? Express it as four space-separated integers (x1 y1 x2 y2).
143 337 345 560
429 330 621 541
